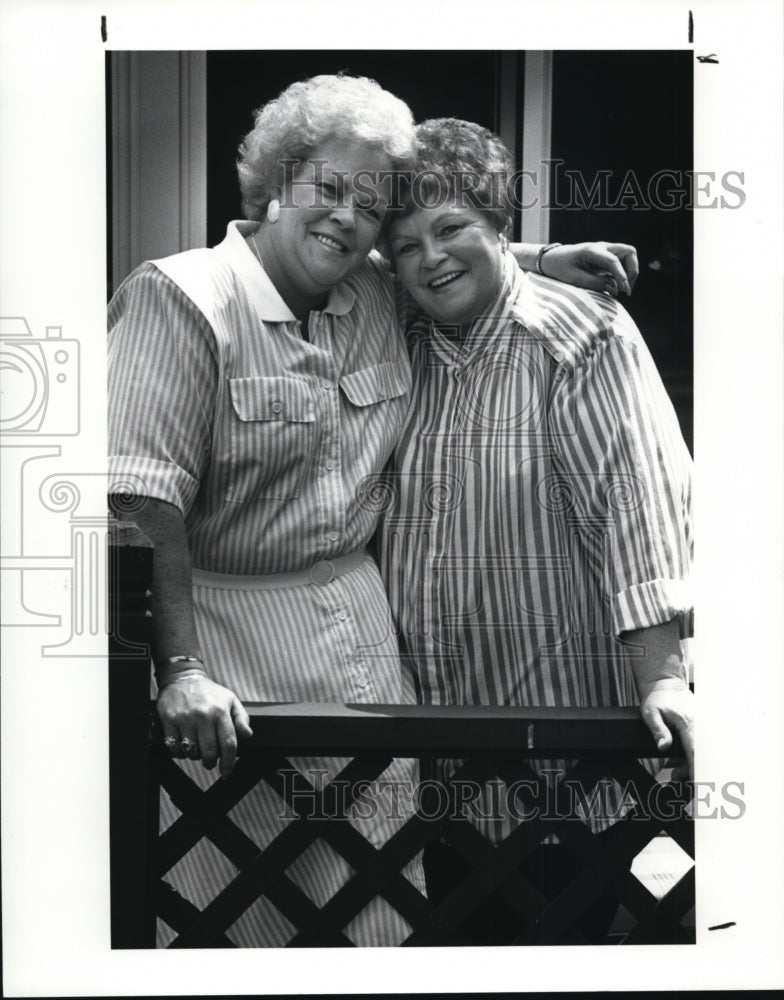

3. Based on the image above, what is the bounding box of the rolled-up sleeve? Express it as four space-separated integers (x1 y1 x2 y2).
548 315 693 636
108 264 218 514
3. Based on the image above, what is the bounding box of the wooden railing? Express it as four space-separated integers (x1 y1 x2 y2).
109 520 694 949
108 515 156 948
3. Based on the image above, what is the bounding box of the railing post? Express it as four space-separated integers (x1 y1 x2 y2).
108 514 157 947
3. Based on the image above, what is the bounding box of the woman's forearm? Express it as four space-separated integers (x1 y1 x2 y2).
508 243 541 272
508 241 638 295
111 494 251 774
623 617 687 696
112 495 205 683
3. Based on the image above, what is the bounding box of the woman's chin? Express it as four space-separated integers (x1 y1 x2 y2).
419 289 485 328
428 304 474 328
308 258 357 288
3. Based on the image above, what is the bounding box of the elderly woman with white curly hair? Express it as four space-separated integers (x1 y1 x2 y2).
108 72 638 946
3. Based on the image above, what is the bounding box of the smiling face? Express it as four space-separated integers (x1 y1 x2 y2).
261 137 393 313
388 203 506 331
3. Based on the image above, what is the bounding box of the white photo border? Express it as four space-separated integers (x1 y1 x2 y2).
2 0 783 995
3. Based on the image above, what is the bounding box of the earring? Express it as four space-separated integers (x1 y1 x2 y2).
267 199 280 224
498 232 509 253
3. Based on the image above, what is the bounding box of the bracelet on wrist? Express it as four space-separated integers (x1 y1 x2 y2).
157 670 209 690
154 654 208 689
535 241 563 276
157 655 205 670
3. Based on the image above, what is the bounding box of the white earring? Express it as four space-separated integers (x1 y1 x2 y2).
267 199 280 224
498 232 509 253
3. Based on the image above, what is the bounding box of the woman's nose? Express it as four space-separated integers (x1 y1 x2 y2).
328 204 357 229
422 239 447 268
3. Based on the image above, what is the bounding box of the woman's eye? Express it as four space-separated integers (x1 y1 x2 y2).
440 224 463 237
395 243 417 255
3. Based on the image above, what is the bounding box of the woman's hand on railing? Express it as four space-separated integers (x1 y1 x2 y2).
638 681 694 782
157 675 253 778
625 617 693 782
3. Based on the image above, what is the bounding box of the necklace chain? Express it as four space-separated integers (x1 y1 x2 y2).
251 227 309 337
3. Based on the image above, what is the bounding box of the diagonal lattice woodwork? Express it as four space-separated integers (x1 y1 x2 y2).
263 755 439 946
400 752 693 947
514 768 694 945
113 693 696 946
162 752 398 947
141 711 694 947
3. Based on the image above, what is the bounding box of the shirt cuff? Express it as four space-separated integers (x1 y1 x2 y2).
108 456 200 514
613 577 692 635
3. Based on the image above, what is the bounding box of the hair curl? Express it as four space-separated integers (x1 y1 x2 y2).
237 74 416 220
384 118 517 237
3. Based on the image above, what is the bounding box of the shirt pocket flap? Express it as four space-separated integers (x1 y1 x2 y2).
339 361 410 407
229 376 316 423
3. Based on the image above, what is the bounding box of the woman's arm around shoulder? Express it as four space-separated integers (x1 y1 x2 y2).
510 240 639 296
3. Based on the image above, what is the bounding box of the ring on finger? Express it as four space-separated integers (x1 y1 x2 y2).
163 736 179 753
179 737 196 754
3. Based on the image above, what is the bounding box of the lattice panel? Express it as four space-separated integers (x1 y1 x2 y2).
151 746 694 947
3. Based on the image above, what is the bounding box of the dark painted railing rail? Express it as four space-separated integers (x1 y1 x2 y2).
109 519 694 949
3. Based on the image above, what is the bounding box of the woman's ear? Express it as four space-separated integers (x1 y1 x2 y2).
268 178 285 213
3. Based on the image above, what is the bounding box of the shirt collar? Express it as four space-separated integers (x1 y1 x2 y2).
426 253 526 366
503 254 599 370
214 220 357 321
502 251 536 327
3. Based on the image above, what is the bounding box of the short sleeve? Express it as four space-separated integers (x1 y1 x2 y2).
108 263 218 514
548 316 693 635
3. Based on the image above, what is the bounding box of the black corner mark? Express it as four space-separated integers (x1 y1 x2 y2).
697 53 719 64
101 15 107 43
688 10 693 44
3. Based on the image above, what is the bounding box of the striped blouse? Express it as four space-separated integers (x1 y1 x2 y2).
377 252 693 719
108 221 412 575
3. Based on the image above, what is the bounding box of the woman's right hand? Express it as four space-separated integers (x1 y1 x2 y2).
157 675 253 778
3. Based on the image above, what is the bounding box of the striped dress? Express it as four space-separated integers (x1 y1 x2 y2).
108 221 425 946
377 253 693 836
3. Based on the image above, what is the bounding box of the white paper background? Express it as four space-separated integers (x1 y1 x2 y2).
1 0 782 994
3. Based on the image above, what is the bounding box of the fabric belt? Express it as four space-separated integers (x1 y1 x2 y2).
192 549 368 591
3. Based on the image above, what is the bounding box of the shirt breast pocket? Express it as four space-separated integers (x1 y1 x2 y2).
226 376 317 502
339 361 410 408
339 361 411 468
